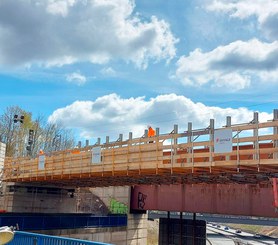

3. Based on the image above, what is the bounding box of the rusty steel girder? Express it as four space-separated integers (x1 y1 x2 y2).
131 182 278 218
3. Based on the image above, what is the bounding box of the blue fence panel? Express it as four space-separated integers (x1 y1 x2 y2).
0 214 127 230
7 231 112 245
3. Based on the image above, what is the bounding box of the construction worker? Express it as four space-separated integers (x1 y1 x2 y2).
147 125 155 143
147 125 155 137
39 149 44 155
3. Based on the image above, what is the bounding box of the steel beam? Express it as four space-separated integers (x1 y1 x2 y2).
131 183 278 218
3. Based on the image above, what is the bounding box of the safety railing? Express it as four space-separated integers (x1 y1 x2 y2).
2 111 278 186
7 231 112 245
0 214 127 231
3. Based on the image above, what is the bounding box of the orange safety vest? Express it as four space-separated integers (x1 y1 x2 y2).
148 127 155 137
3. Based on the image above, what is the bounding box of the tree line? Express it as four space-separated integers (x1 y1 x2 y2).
0 106 75 157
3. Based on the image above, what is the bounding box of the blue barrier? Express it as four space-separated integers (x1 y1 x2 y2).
0 214 127 231
7 231 112 245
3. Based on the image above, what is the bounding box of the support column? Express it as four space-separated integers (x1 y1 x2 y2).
167 211 170 245
92 186 148 245
192 213 196 245
179 212 183 245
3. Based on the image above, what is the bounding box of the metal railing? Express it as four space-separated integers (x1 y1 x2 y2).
0 213 127 231
7 230 112 245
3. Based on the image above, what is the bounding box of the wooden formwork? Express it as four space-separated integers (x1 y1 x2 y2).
3 120 278 187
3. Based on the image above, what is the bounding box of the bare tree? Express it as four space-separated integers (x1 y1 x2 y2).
0 106 31 157
0 106 75 157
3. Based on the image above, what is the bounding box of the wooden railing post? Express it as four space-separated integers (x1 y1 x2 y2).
226 116 231 161
155 128 160 174
128 132 132 175
253 112 259 161
209 119 214 165
187 122 192 165
274 109 278 160
173 124 178 166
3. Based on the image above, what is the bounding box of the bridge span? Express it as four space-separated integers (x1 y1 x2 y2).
1 110 278 244
3 110 278 188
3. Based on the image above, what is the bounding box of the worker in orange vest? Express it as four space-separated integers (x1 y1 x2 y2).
39 149 44 155
148 125 155 137
147 125 155 143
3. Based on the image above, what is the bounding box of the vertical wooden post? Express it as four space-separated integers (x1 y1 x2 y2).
173 124 178 165
104 136 109 176
226 116 231 161
155 128 160 174
209 119 214 165
272 110 278 209
274 109 278 160
253 112 259 161
128 132 132 176
187 122 192 164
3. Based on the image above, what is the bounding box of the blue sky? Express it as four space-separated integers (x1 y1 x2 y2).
0 0 277 143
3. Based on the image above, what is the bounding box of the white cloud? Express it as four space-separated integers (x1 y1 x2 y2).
0 0 178 68
175 39 278 91
207 0 278 40
100 67 116 76
66 72 87 85
48 93 273 141
46 0 77 17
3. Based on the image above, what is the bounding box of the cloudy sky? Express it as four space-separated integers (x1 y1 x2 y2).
0 0 277 143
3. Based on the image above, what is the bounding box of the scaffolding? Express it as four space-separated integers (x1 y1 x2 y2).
2 112 278 188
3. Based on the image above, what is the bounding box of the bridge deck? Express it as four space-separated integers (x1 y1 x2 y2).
3 120 278 187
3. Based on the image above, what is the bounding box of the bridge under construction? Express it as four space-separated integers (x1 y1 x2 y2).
3 110 278 188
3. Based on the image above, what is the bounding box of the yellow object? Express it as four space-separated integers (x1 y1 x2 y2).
0 226 14 245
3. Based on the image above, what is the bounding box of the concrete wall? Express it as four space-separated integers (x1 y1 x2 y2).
89 186 148 245
2 184 77 213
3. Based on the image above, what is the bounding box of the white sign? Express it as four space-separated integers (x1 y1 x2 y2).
214 128 233 153
92 146 102 164
38 155 45 170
